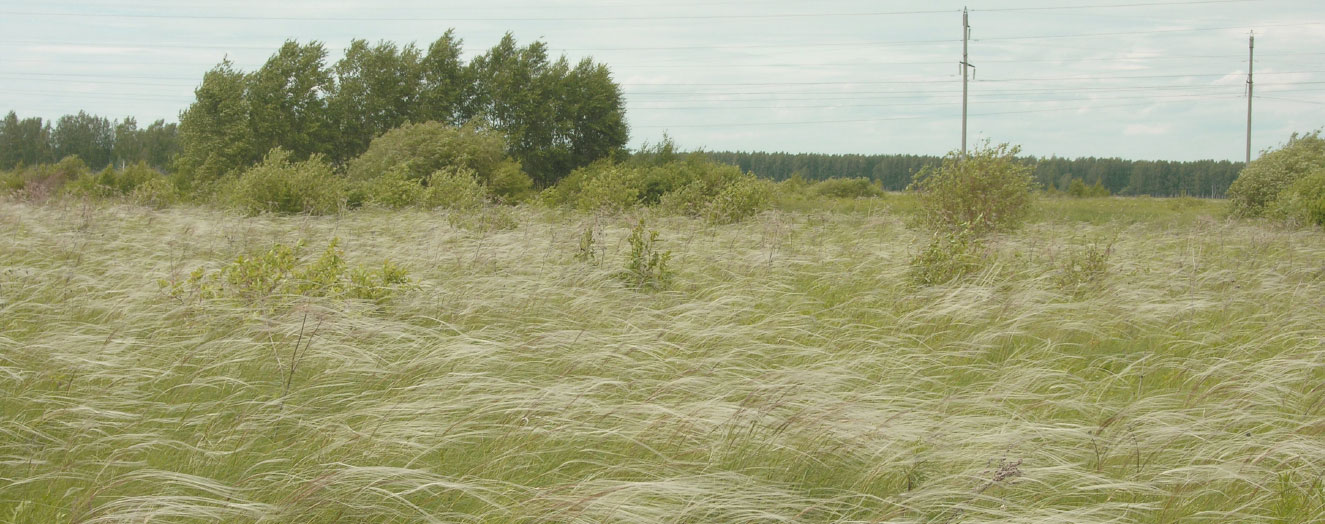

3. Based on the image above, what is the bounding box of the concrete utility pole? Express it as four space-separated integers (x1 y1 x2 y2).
1245 32 1254 165
961 7 972 159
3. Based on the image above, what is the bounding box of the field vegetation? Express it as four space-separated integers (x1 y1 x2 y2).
2 28 1324 523
2 185 1323 522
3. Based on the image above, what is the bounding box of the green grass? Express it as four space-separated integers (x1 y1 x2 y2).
2 196 1323 523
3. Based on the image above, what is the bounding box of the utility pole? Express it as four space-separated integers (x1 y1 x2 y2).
961 7 972 159
1245 32 1254 165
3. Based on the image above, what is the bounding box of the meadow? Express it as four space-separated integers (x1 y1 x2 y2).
2 195 1323 523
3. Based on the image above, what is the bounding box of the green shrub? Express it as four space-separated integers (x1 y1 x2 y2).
161 238 412 303
909 227 985 286
812 177 885 199
909 142 1037 235
1270 169 1325 226
0 170 25 193
1228 130 1325 218
704 174 774 224
3 156 91 200
228 148 344 216
620 219 672 291
66 162 165 199
362 165 427 209
1054 242 1112 290
574 221 601 264
546 151 773 222
552 160 644 213
423 167 487 210
347 121 531 201
129 176 180 209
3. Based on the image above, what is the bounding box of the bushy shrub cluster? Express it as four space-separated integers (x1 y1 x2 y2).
1271 170 1325 226
359 165 487 210
909 227 985 285
225 149 345 216
348 121 532 203
4 121 534 216
544 152 773 223
1228 131 1325 225
811 177 885 199
0 156 92 201
909 142 1037 235
64 162 180 208
908 142 1038 285
161 238 411 303
1054 242 1112 290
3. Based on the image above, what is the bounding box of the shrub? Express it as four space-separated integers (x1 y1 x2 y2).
423 167 487 210
347 121 532 201
161 238 412 303
620 219 672 291
548 160 644 213
3 156 91 200
1270 169 1325 226
909 227 985 286
1064 178 1110 198
0 170 22 194
813 177 885 199
228 148 344 216
129 176 180 208
547 151 773 222
704 174 774 224
909 142 1037 235
1054 242 1112 290
362 165 428 209
1228 130 1325 218
66 162 165 199
574 221 601 264
1067 178 1087 198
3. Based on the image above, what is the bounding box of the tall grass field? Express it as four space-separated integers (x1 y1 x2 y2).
2 196 1323 522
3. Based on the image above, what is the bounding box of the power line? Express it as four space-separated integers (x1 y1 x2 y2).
0 8 959 22
618 70 1324 87
630 92 1243 110
2 22 1320 55
1256 95 1325 106
0 0 1274 23
622 82 1317 98
975 22 1325 44
633 99 1232 129
976 0 1268 12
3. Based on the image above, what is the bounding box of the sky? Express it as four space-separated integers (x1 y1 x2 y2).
1 0 1322 161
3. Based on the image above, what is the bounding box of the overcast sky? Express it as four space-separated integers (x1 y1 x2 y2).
1 0 1322 161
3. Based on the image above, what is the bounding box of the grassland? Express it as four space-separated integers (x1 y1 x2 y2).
2 196 1323 523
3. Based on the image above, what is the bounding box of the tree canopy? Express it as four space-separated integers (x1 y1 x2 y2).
175 32 628 187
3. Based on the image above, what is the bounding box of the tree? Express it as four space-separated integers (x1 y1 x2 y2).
466 34 627 186
416 30 469 126
113 117 143 167
327 39 422 163
140 120 180 169
246 41 335 160
176 59 256 183
51 111 114 170
0 111 53 169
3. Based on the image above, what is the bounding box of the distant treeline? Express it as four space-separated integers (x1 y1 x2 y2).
0 111 178 171
706 151 1244 197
